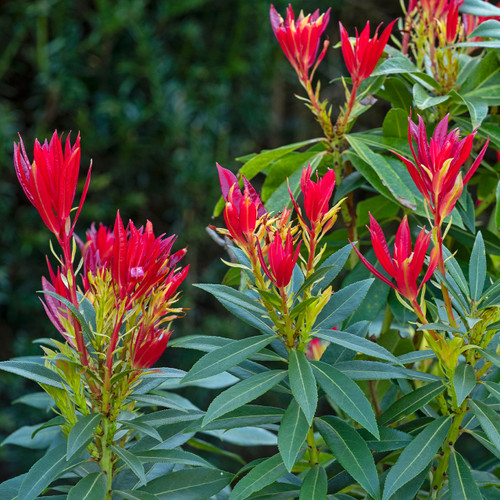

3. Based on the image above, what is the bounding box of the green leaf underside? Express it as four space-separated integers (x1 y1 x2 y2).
312 360 379 439
382 416 452 500
289 350 317 425
202 370 287 426
316 416 380 500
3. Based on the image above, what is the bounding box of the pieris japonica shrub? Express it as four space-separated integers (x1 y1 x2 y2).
1 0 500 499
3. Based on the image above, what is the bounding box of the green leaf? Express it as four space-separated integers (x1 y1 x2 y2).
378 381 445 426
67 413 101 459
382 108 409 138
345 135 416 209
313 328 401 365
413 83 449 109
315 279 374 329
484 381 500 404
229 453 287 500
299 465 327 500
113 491 157 500
182 335 275 383
19 443 77 500
382 416 452 500
461 0 500 18
453 363 476 406
361 427 412 453
0 360 64 389
334 360 411 380
312 360 379 439
470 231 486 301
111 445 147 486
131 449 213 468
310 243 353 295
119 419 162 442
141 467 232 499
478 349 500 369
289 350 317 425
198 405 283 431
203 370 287 426
448 450 483 500
448 90 487 129
469 19 500 38
316 416 380 500
495 181 500 230
194 284 275 335
67 472 107 500
132 408 204 427
278 399 309 472
470 399 500 452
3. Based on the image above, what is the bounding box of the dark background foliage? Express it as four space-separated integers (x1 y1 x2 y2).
0 0 399 479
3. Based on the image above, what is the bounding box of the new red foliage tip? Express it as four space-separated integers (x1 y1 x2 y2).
394 114 489 227
339 19 397 90
14 131 91 244
270 3 331 83
352 214 438 304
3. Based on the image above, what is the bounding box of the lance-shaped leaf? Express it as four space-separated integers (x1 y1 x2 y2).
299 465 327 500
140 467 232 498
316 416 380 500
182 335 275 383
470 399 500 452
19 443 80 500
378 381 445 426
312 360 379 438
67 472 107 500
453 363 476 406
315 279 374 329
448 450 483 500
203 370 287 426
67 413 102 459
278 399 309 472
0 360 64 389
382 416 452 500
311 243 353 294
131 449 213 468
289 350 317 425
470 232 486 301
111 445 147 486
313 328 402 365
229 453 287 500
484 381 500 404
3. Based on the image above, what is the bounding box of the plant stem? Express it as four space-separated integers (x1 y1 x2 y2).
99 416 114 500
306 425 319 466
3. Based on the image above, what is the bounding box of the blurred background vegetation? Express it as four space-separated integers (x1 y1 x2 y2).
0 0 400 479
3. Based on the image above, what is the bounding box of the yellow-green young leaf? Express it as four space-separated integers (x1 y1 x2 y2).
470 399 500 452
382 416 452 500
140 467 232 498
278 399 309 472
289 350 317 425
299 465 327 500
67 413 102 460
67 473 107 500
453 363 476 406
182 335 275 383
448 450 483 500
202 370 287 426
312 361 379 439
316 416 380 500
378 381 445 426
229 453 287 500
